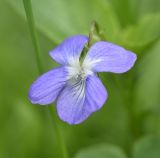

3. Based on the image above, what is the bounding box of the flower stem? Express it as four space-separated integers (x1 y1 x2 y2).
80 21 105 63
48 106 68 158
88 21 105 47
23 0 43 74
23 0 68 158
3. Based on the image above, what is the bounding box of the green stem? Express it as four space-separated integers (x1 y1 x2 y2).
23 0 68 158
23 0 43 74
80 21 105 63
49 106 68 158
88 21 105 48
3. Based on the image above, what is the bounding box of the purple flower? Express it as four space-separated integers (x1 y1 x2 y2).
28 35 137 125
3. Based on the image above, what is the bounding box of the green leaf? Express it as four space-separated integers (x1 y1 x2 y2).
135 40 160 112
75 144 127 158
133 136 160 158
128 0 160 24
121 14 160 51
137 0 160 18
108 0 134 26
7 0 121 43
142 112 160 135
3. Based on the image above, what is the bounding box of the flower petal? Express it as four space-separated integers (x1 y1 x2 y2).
57 74 107 125
50 35 88 65
28 67 68 105
83 41 137 73
56 79 88 124
85 75 108 112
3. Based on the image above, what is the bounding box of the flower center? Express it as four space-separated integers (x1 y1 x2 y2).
66 60 91 81
67 65 87 82
66 56 94 85
74 68 86 81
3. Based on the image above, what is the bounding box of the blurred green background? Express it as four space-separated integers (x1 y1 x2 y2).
0 0 160 157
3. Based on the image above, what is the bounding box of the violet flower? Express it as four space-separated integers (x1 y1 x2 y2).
28 35 137 125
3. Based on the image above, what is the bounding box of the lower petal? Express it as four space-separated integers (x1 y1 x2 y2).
57 79 90 124
28 66 68 105
56 75 107 125
85 75 108 112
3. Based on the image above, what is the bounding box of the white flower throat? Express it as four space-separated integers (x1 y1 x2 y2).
66 57 93 83
65 55 101 99
65 57 90 99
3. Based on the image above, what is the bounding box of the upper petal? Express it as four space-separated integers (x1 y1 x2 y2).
50 35 88 65
83 41 137 73
28 66 68 105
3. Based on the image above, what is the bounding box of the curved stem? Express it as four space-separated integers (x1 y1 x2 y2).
80 21 105 63
88 21 105 47
23 0 68 158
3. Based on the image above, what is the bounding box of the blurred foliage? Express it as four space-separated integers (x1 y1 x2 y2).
75 144 127 158
121 14 160 51
0 0 160 158
133 136 160 158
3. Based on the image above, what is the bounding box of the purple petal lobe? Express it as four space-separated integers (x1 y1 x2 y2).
50 35 88 65
28 67 68 105
57 75 107 125
57 79 87 124
84 41 137 73
85 75 108 112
